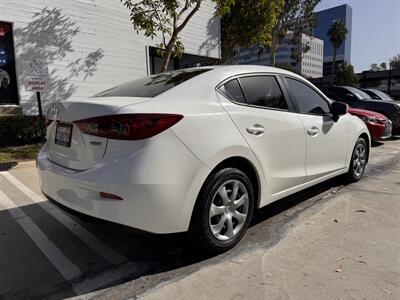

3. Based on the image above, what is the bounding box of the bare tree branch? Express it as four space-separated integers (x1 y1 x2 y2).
177 0 201 33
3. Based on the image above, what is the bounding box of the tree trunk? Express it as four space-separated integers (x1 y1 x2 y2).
160 36 177 73
331 48 337 80
269 49 276 67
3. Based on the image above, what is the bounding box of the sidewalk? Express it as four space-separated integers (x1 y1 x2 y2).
140 160 400 299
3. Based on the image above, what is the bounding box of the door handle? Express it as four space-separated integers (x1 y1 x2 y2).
246 125 265 136
307 126 319 136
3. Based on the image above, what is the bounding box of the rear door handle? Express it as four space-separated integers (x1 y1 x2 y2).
307 126 319 136
246 125 265 136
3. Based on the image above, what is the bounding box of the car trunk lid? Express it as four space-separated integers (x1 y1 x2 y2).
47 97 150 170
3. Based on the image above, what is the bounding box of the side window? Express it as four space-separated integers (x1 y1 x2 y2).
285 78 330 115
218 79 246 104
238 76 288 110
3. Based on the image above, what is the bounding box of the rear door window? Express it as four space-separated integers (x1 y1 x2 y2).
218 79 246 104
93 69 210 98
239 76 288 110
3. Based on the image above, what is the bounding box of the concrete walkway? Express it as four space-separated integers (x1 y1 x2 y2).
140 157 400 299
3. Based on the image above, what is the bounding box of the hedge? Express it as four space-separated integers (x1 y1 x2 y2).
0 115 44 147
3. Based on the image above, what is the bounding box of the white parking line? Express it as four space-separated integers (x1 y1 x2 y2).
0 171 126 265
0 189 82 281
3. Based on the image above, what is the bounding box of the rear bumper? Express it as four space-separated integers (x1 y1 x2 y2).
37 133 207 234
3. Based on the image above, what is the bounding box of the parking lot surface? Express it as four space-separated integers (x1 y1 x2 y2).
0 139 399 299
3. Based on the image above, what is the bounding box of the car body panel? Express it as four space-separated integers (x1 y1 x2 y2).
297 114 349 181
217 92 307 198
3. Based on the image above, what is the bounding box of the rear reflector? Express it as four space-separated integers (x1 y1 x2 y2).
100 192 123 200
73 114 183 140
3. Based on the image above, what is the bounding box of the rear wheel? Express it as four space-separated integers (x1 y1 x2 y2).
344 137 368 182
190 168 254 254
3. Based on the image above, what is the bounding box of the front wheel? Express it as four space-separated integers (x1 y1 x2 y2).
344 137 368 183
190 168 254 254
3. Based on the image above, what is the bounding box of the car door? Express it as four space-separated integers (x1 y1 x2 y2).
282 77 349 182
217 74 307 198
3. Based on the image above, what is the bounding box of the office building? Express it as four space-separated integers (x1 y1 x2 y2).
238 32 324 78
314 4 352 76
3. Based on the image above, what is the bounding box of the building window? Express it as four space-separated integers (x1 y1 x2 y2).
148 46 217 75
0 21 19 105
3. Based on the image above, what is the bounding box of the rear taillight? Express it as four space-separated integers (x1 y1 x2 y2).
73 114 183 140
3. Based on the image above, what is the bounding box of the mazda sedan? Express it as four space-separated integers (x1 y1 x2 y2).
38 66 370 253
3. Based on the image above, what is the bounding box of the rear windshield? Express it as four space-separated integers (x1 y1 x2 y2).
93 69 211 98
370 90 393 101
345 87 371 100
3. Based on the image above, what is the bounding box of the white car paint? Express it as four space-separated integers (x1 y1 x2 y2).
37 65 370 234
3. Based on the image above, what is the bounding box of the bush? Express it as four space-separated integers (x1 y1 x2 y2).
0 115 44 147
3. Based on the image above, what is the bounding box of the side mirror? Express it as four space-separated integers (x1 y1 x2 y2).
331 102 348 121
344 93 355 101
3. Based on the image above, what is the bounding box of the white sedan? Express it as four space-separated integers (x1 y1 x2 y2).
38 66 370 253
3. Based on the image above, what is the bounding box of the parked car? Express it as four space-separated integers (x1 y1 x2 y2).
347 107 392 140
361 88 396 102
323 86 400 133
38 66 370 253
0 68 10 90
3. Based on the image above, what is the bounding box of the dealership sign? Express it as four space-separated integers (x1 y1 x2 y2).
24 60 49 91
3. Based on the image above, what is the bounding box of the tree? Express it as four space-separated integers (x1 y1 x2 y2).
266 0 320 66
327 20 348 77
370 63 379 72
218 0 283 63
289 34 310 66
275 62 296 72
121 0 206 73
389 54 400 70
370 62 388 72
335 61 358 86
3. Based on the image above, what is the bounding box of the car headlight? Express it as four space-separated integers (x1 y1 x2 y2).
361 116 378 123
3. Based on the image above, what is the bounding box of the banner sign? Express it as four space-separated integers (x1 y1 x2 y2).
24 60 49 92
0 22 19 105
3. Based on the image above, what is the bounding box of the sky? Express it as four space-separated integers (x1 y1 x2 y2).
315 0 400 72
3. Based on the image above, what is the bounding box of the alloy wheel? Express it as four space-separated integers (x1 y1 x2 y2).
353 143 366 177
209 179 249 241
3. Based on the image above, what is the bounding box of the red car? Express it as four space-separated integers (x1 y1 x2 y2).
348 107 392 140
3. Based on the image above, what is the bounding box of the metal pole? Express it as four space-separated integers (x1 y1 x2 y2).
36 91 45 142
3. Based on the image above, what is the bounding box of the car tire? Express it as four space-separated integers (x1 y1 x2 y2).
344 137 368 183
190 167 254 254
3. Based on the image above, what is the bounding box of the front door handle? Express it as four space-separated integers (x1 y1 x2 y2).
246 125 265 136
307 126 319 136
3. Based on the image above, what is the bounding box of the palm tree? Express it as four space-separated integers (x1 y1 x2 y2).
327 20 348 77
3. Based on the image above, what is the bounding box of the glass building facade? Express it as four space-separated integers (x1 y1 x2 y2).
314 4 352 76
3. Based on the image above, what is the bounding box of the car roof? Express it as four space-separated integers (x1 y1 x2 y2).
187 65 306 81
